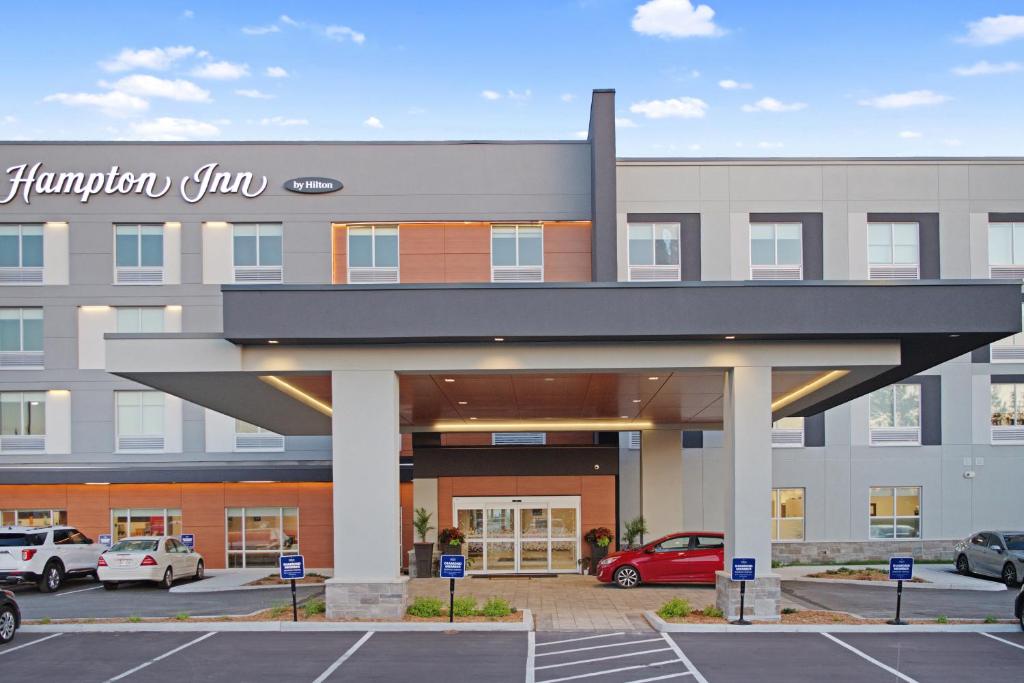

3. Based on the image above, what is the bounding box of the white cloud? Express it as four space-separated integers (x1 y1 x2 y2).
560 93 575 103
507 89 531 101
959 15 1024 45
129 117 220 140
688 143 702 151
44 91 149 117
265 66 289 78
943 138 962 147
182 10 194 19
100 46 196 72
481 90 502 101
632 0 724 39
280 15 300 27
242 24 280 35
259 116 308 126
741 97 806 112
364 116 383 129
325 25 366 44
757 141 784 149
857 90 949 109
104 75 211 102
235 89 274 99
629 96 708 119
952 60 1022 76
573 130 589 139
718 79 751 90
898 130 923 139
191 61 250 80
1 115 16 125
615 117 638 128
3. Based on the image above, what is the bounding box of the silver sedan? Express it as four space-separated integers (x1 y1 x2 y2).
954 530 1024 586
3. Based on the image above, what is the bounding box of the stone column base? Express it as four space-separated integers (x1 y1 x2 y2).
326 576 409 620
714 570 780 622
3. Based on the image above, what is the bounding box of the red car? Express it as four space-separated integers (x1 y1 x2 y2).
595 532 724 588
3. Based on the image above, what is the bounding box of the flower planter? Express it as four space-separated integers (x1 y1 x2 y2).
439 543 464 556
589 543 609 575
414 542 434 578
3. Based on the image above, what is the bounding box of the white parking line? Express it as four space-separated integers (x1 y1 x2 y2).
538 661 690 683
535 637 663 657
820 633 918 683
623 673 693 683
526 631 536 683
537 632 626 647
55 585 104 597
534 647 673 670
0 632 62 656
312 631 373 683
659 633 708 683
980 632 1024 651
105 632 216 682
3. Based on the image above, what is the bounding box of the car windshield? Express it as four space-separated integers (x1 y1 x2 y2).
1004 535 1024 551
109 539 159 552
0 532 45 547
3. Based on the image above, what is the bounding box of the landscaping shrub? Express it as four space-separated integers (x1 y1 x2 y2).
451 596 478 617
407 596 444 618
303 598 326 617
781 607 799 615
174 613 189 621
657 598 692 619
268 604 289 619
481 597 512 618
701 605 724 618
936 615 949 624
984 615 997 624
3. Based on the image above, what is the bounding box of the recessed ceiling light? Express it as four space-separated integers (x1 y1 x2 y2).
648 376 659 381
469 416 478 420
632 399 642 403
544 377 555 382
620 415 629 419
949 334 960 338
443 378 455 383
457 401 468 405
724 335 736 340
494 337 505 342
268 340 279 344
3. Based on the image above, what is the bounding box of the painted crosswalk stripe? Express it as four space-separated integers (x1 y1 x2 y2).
535 637 663 657
536 646 673 670
660 633 708 683
538 661 688 683
105 632 216 682
820 633 918 683
537 632 626 647
623 673 694 683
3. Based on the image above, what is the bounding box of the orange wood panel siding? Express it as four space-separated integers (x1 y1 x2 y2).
543 221 592 282
400 481 413 568
439 432 595 447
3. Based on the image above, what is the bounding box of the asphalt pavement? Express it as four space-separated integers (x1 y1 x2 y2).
783 580 1018 619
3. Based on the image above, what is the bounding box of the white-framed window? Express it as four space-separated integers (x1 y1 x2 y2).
115 307 165 333
235 419 284 451
114 224 164 284
0 509 66 527
348 224 399 283
771 416 804 448
771 488 804 541
0 391 46 452
991 304 1024 362
111 508 182 542
491 224 543 282
115 391 164 452
988 222 1024 279
226 507 299 568
491 432 546 445
868 222 919 279
750 223 802 280
627 222 681 281
0 224 43 284
868 384 921 446
990 382 1024 444
0 308 43 368
233 223 283 282
869 486 921 539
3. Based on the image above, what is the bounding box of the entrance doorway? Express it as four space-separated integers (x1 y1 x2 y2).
453 496 580 574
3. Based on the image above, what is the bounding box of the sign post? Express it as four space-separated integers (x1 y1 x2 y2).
279 554 305 622
439 554 466 623
730 558 756 625
179 533 195 551
887 556 913 625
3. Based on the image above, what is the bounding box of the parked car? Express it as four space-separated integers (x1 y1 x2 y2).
954 530 1024 586
595 532 724 588
0 525 104 592
1016 584 1023 631
97 536 204 589
0 589 19 644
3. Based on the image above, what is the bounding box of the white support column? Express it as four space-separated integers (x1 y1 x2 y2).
640 430 683 543
326 369 407 619
717 365 781 620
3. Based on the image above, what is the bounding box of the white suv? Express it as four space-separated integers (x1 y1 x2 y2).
0 526 105 592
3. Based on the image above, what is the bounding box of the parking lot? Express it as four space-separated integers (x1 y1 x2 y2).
2 629 1023 682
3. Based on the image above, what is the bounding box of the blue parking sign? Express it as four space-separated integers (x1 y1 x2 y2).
180 533 195 550
98 533 112 547
439 554 466 579
279 554 305 580
888 556 914 581
731 557 756 582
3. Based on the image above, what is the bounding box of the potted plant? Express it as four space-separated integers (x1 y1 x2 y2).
623 516 649 550
437 527 466 555
584 527 614 575
412 507 435 578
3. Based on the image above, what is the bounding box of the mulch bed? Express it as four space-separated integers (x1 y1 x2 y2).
245 573 329 586
805 567 927 583
661 609 1011 625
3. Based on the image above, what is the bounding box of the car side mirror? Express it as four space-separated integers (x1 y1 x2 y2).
84 538 93 545
991 545 1004 553
644 547 655 554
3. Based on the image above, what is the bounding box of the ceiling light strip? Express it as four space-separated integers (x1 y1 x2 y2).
260 375 334 416
770 369 849 413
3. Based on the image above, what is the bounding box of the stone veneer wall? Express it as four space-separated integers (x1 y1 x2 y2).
772 540 956 565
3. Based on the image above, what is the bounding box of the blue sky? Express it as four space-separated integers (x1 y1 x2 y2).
2 1 1023 156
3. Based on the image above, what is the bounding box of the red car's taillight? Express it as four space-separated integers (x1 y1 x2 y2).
140 555 158 566
97 555 108 567
21 548 36 561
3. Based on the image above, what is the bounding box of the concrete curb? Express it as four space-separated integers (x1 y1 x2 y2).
644 610 1021 633
785 576 1007 592
169 582 327 594
20 609 533 633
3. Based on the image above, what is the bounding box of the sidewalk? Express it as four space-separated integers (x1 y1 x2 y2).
775 563 1007 591
170 568 282 593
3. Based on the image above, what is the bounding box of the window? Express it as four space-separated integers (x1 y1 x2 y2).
991 382 1024 443
694 535 724 549
771 488 805 541
868 222 919 279
226 507 299 568
233 223 283 282
0 308 43 368
868 384 921 446
491 224 543 281
115 307 165 333
234 419 284 451
0 392 45 452
989 222 1024 278
627 223 680 281
114 224 163 283
0 509 66 527
771 416 804 448
750 223 802 279
0 224 43 284
115 391 164 451
869 486 921 539
348 225 399 283
654 536 689 552
111 508 182 542
991 304 1024 362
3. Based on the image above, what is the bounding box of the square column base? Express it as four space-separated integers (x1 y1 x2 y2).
325 576 409 620
715 571 781 622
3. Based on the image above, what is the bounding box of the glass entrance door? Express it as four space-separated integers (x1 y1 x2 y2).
453 496 580 574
